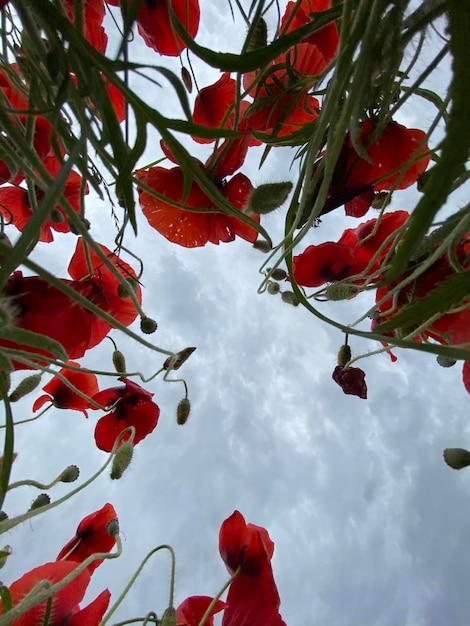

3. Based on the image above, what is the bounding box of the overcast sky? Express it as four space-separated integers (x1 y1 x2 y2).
3 2 470 626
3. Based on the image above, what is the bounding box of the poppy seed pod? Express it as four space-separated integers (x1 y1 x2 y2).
29 493 50 511
177 398 191 425
110 441 134 480
337 345 352 367
9 374 42 402
59 465 80 483
248 182 293 214
443 448 470 470
436 355 457 368
140 316 158 334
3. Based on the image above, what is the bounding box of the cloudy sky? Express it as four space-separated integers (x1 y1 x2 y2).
3 2 470 626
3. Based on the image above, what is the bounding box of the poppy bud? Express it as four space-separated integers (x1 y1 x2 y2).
0 512 7 522
160 607 176 626
371 192 391 210
59 465 80 483
176 398 191 425
181 66 192 93
443 448 470 470
253 239 272 253
247 182 293 214
281 291 299 306
29 493 50 511
337 344 352 367
110 441 134 480
49 208 64 224
0 545 11 569
112 350 127 375
267 281 280 295
436 355 456 368
268 268 287 281
324 283 359 301
140 316 158 334
8 374 42 402
246 16 268 51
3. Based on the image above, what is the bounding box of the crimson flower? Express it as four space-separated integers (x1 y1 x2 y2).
32 361 99 417
219 511 287 626
332 365 367 399
92 377 160 451
60 0 108 53
109 0 200 56
176 596 226 626
56 503 118 574
0 561 110 626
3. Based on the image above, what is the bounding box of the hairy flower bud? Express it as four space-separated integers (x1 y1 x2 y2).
247 16 268 51
253 240 272 253
59 465 80 483
436 355 457 368
248 182 293 214
140 316 158 334
9 374 42 402
337 344 352 367
112 350 127 375
269 268 287 281
110 441 134 480
29 493 50 511
49 208 64 224
281 291 299 306
267 281 280 295
160 607 176 626
443 448 470 470
324 283 359 301
176 398 191 425
0 545 11 569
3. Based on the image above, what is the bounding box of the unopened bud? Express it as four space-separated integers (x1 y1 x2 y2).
337 344 352 367
181 66 192 93
176 398 191 425
29 493 50 511
110 441 134 479
436 355 456 368
0 545 11 569
324 283 359 301
112 350 127 375
9 374 42 402
267 281 280 295
59 465 80 483
443 448 470 470
49 208 64 224
371 192 391 210
253 239 272 253
248 182 293 214
246 16 268 51
160 607 176 626
281 291 299 306
163 347 196 371
269 268 287 281
140 316 158 334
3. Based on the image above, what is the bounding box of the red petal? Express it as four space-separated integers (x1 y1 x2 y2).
176 596 226 626
332 365 367 399
219 511 274 576
192 73 237 143
68 589 111 626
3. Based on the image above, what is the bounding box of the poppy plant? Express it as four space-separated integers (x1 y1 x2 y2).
92 377 160 451
32 361 99 417
56 503 118 573
176 596 226 626
219 510 287 626
0 561 110 626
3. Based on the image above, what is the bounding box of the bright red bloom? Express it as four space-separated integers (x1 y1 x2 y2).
68 238 142 348
176 596 226 626
60 0 108 53
332 365 367 399
137 166 259 248
0 157 86 242
117 0 200 56
32 361 99 417
193 73 238 143
93 377 160 451
219 511 287 626
56 503 118 573
246 91 319 140
0 561 110 626
292 241 367 287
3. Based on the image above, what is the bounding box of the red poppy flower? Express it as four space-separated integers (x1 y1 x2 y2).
246 91 319 140
93 377 160 451
0 157 86 242
219 511 287 626
292 241 368 287
0 271 96 370
68 238 142 348
0 561 110 626
56 503 118 573
60 0 108 53
32 361 99 417
332 365 367 399
137 166 259 248
176 596 226 626
192 73 238 143
117 0 200 56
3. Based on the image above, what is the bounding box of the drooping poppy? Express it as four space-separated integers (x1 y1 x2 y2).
219 511 287 626
32 361 99 417
56 503 118 573
67 238 142 348
176 596 226 626
92 377 160 451
0 561 110 626
192 73 238 143
332 365 367 399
